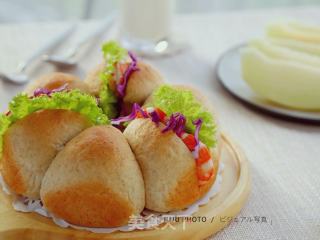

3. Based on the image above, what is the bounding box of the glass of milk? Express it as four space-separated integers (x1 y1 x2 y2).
119 0 182 56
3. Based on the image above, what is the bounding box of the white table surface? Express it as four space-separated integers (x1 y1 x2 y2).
0 6 319 240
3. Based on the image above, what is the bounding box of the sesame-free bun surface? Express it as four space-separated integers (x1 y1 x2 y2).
25 72 89 95
1 110 92 199
85 61 164 105
40 126 145 228
123 61 164 104
123 118 220 212
84 63 105 96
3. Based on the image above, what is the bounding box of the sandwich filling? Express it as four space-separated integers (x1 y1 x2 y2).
150 85 217 148
0 85 108 158
99 41 140 118
111 103 215 185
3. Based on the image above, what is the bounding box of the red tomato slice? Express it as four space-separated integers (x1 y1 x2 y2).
154 108 167 122
182 134 197 151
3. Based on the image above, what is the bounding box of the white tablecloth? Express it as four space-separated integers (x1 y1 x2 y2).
0 6 319 240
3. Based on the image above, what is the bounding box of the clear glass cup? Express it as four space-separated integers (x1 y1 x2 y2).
119 0 186 57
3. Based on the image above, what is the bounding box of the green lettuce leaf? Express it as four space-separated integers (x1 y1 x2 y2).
99 71 118 118
151 85 217 148
0 90 109 158
0 115 10 159
99 41 127 118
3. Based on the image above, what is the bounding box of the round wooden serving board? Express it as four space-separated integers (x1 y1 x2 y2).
0 133 250 240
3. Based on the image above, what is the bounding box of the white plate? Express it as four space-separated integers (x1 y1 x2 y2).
216 44 320 123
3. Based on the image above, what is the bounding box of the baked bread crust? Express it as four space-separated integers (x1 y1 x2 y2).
1 109 92 199
124 118 220 212
123 61 163 104
84 63 105 96
40 126 145 227
25 72 89 95
85 61 163 105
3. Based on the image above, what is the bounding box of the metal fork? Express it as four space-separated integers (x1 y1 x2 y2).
0 24 76 84
43 13 115 68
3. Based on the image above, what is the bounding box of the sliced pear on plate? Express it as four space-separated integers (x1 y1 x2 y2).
267 22 320 44
268 37 320 57
249 39 320 68
241 46 320 110
288 22 320 35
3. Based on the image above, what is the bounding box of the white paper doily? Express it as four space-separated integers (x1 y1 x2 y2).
0 162 224 233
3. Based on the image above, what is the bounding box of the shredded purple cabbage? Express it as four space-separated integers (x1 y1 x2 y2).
33 83 68 97
33 88 50 97
192 118 203 157
116 51 139 97
149 110 161 124
193 118 203 146
111 103 147 125
162 113 186 136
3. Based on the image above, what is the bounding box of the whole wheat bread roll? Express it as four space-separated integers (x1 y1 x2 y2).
1 110 92 199
85 61 164 105
25 72 89 95
123 118 220 212
123 61 164 104
40 126 145 227
83 63 105 96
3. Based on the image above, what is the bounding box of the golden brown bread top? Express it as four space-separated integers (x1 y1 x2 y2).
1 109 92 199
42 182 134 227
25 72 89 96
40 126 145 227
166 151 220 210
85 61 164 105
84 63 105 96
123 61 164 104
124 118 219 212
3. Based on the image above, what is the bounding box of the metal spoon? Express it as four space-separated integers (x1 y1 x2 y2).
43 14 115 68
0 25 76 85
